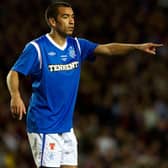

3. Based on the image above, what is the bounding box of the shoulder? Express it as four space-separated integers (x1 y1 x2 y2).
68 36 87 43
67 36 77 43
67 36 94 46
25 35 47 51
67 36 88 43
33 34 47 44
75 37 98 46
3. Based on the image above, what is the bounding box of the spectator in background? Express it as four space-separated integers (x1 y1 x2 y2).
1 0 168 167
6 1 162 168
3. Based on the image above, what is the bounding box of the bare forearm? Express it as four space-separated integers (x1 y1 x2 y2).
106 43 139 55
94 42 161 56
95 43 140 56
6 70 21 98
7 70 26 120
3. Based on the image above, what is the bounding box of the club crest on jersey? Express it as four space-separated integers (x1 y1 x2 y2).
68 46 76 58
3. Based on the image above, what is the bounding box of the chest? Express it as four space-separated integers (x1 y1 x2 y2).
38 41 81 76
41 44 79 65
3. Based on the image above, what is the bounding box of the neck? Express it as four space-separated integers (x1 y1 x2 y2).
49 30 67 46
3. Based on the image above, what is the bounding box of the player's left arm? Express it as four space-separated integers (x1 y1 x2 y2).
94 43 163 56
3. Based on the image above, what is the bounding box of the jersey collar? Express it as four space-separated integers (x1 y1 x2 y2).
46 33 67 51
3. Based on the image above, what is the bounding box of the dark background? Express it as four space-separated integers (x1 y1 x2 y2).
0 0 168 167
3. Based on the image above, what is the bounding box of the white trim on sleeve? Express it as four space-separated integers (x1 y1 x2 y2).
30 41 42 69
74 37 81 55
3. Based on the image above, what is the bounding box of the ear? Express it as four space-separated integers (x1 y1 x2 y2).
48 18 56 27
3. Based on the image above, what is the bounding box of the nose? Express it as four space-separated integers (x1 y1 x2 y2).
69 16 74 24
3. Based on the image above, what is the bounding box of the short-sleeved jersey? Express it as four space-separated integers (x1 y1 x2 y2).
12 34 98 133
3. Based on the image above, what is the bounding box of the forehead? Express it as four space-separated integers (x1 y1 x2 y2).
57 7 74 15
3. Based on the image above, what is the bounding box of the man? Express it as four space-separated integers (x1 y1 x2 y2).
6 1 162 168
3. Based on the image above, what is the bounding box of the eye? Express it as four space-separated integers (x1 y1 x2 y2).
62 14 69 19
72 15 75 19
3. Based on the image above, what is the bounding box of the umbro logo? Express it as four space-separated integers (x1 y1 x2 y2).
48 52 56 56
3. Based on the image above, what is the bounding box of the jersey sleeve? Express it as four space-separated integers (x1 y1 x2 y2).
11 43 40 76
77 38 98 62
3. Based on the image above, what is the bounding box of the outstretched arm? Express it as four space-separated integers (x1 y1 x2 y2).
6 70 26 120
94 42 163 56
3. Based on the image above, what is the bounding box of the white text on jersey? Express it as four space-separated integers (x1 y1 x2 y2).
48 61 79 72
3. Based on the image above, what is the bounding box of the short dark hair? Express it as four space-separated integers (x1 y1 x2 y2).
45 1 71 24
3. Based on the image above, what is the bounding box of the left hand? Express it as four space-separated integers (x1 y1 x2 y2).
138 43 163 55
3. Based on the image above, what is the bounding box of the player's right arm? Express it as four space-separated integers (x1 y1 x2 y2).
6 42 40 120
6 70 26 120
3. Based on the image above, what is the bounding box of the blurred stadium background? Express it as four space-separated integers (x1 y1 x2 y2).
1 0 168 167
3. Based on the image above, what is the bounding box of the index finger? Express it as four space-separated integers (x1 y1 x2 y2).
151 43 163 47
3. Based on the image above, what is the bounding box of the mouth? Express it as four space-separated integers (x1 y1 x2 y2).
68 27 74 30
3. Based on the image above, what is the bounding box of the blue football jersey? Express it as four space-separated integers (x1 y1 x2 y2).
12 34 98 133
